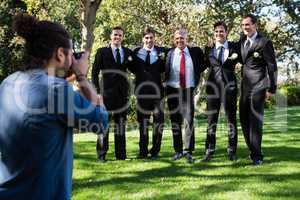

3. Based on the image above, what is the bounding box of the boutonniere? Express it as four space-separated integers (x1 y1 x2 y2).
228 53 238 60
127 56 133 61
235 62 242 73
253 52 260 58
158 52 166 60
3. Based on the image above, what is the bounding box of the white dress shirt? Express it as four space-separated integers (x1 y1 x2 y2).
111 44 124 64
137 46 158 64
167 47 195 88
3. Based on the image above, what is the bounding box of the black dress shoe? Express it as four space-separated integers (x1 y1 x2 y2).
253 159 263 166
228 153 237 161
137 154 148 159
98 156 106 163
186 153 193 164
151 154 159 160
202 153 213 162
116 156 127 160
172 152 183 161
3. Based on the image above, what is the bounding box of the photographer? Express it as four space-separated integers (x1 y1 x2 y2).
0 13 108 200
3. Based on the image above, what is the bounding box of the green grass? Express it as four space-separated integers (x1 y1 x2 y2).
72 106 300 200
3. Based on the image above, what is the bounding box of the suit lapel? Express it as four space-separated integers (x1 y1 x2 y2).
108 46 117 65
208 46 222 66
222 42 233 65
241 37 247 63
152 46 160 65
242 33 262 61
135 46 161 65
228 42 233 58
123 46 128 64
166 49 174 76
134 47 146 63
188 47 200 82
189 47 200 70
247 34 261 56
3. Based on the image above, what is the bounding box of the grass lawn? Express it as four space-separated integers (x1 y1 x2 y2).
72 106 300 200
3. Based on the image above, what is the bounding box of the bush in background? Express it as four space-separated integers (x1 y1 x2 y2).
265 84 300 108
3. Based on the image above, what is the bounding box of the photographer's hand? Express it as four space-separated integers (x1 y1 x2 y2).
72 51 89 78
71 51 105 107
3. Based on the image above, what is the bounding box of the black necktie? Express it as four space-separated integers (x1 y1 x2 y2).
145 50 151 65
218 46 224 64
116 48 121 65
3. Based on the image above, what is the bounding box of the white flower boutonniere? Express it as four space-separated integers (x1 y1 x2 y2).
158 52 166 60
253 52 260 58
235 62 242 73
128 56 133 61
228 53 238 60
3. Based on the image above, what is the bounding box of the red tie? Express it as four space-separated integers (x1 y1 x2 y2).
180 50 186 88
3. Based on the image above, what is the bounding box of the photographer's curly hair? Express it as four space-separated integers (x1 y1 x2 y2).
12 13 71 69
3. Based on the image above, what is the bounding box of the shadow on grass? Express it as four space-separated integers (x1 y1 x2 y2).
73 141 300 190
72 107 300 199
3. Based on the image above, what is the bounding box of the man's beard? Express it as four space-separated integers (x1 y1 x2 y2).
55 58 72 78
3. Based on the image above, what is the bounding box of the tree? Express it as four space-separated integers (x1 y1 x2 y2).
25 0 103 54
0 0 27 83
2 0 299 86
79 0 102 53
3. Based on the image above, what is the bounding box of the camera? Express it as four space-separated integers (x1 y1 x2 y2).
73 51 84 59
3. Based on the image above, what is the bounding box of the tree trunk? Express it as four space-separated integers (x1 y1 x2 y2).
80 0 102 53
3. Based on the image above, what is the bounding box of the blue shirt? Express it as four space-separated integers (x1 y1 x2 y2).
137 47 158 64
111 45 124 64
0 69 108 200
214 40 229 64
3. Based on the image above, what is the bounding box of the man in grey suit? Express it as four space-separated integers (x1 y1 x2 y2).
203 21 239 162
239 14 277 165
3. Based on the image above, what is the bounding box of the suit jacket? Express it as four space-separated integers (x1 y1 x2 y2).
204 41 239 94
131 46 167 97
165 46 206 88
239 33 277 93
92 45 133 109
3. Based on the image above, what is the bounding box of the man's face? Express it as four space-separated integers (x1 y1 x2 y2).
143 33 155 49
174 32 187 50
241 17 257 37
111 29 124 46
214 25 227 44
64 48 72 70
53 47 72 78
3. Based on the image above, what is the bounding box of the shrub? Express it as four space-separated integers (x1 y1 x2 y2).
265 84 300 108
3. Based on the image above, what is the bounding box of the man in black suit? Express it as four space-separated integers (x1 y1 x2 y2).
92 27 133 162
165 28 206 163
239 14 277 165
203 21 239 162
131 27 167 160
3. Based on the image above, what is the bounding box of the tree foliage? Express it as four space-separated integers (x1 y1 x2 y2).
0 0 26 82
0 0 299 85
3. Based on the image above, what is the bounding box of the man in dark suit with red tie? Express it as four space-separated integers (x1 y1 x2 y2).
165 28 206 163
239 14 277 165
92 27 133 162
203 21 239 162
131 27 168 160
